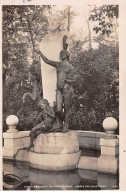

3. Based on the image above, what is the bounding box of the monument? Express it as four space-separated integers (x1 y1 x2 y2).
27 13 81 170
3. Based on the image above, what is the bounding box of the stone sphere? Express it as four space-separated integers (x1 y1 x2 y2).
102 117 118 131
6 115 19 126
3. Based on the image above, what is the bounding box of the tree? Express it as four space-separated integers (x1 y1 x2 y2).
69 4 119 131
89 5 118 36
69 43 119 132
83 6 92 49
3 5 51 131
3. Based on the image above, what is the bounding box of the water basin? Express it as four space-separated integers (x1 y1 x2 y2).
3 156 119 190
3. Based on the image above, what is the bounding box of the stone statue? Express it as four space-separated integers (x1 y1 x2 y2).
35 49 77 132
28 99 55 151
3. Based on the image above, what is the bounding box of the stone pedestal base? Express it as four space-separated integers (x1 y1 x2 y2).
98 138 119 174
3 131 30 159
33 131 79 154
29 151 81 171
29 131 81 170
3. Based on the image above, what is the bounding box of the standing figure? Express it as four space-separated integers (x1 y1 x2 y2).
35 49 77 132
28 99 55 151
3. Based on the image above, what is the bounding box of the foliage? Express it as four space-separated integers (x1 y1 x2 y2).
89 5 118 35
3 5 51 132
68 42 119 132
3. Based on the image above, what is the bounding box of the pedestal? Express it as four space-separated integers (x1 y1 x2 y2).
29 131 81 170
98 138 119 174
3 131 30 159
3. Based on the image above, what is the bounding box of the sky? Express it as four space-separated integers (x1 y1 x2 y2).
51 4 99 50
52 4 90 37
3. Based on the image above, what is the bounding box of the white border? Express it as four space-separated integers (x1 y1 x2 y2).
0 0 126 191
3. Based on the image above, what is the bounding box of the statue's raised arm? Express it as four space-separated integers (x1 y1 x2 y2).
35 49 60 68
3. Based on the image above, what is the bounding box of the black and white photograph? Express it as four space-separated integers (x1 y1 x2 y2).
1 0 123 191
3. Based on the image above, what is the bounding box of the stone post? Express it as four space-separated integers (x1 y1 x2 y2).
98 117 119 174
3 115 30 159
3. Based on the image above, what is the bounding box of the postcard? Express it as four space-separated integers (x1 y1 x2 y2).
1 0 126 191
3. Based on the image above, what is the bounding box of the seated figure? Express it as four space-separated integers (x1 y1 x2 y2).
28 99 55 151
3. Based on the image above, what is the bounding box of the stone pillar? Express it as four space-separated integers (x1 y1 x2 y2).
3 115 30 159
98 117 119 174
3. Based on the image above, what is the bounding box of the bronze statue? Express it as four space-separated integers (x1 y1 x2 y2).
28 99 55 151
35 49 77 132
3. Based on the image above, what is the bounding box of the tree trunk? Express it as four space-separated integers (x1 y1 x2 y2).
87 19 92 49
83 9 92 49
67 6 70 32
